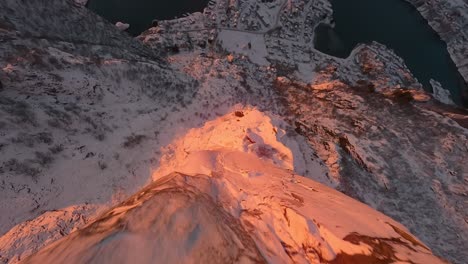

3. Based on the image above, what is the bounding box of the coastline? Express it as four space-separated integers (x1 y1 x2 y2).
404 0 468 106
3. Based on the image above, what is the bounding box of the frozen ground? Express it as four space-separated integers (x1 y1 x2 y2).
0 0 467 263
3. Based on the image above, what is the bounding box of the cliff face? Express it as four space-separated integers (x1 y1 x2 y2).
0 0 467 263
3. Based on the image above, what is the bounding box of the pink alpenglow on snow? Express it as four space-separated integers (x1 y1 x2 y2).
23 110 445 264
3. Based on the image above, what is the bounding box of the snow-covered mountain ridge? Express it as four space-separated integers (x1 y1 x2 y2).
23 110 444 264
0 0 467 263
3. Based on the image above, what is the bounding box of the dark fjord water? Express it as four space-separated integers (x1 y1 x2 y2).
314 0 467 106
88 0 209 36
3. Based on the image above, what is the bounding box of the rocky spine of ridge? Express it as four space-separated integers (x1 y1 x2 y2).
24 172 445 264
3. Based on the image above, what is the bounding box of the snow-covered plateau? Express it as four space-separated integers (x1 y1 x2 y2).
0 0 466 263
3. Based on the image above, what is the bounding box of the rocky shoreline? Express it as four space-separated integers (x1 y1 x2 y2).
404 0 468 106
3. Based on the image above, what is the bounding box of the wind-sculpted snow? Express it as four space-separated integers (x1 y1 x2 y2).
24 172 444 264
0 0 198 260
23 173 267 264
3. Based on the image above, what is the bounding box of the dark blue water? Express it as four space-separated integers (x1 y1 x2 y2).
314 0 467 107
88 0 210 36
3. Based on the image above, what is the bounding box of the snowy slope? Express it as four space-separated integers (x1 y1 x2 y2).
140 1 468 262
0 0 467 263
24 110 444 264
0 1 196 261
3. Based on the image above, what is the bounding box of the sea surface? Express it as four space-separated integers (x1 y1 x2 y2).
314 0 466 106
88 0 209 36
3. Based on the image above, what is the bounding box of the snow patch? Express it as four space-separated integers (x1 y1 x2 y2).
218 30 270 66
